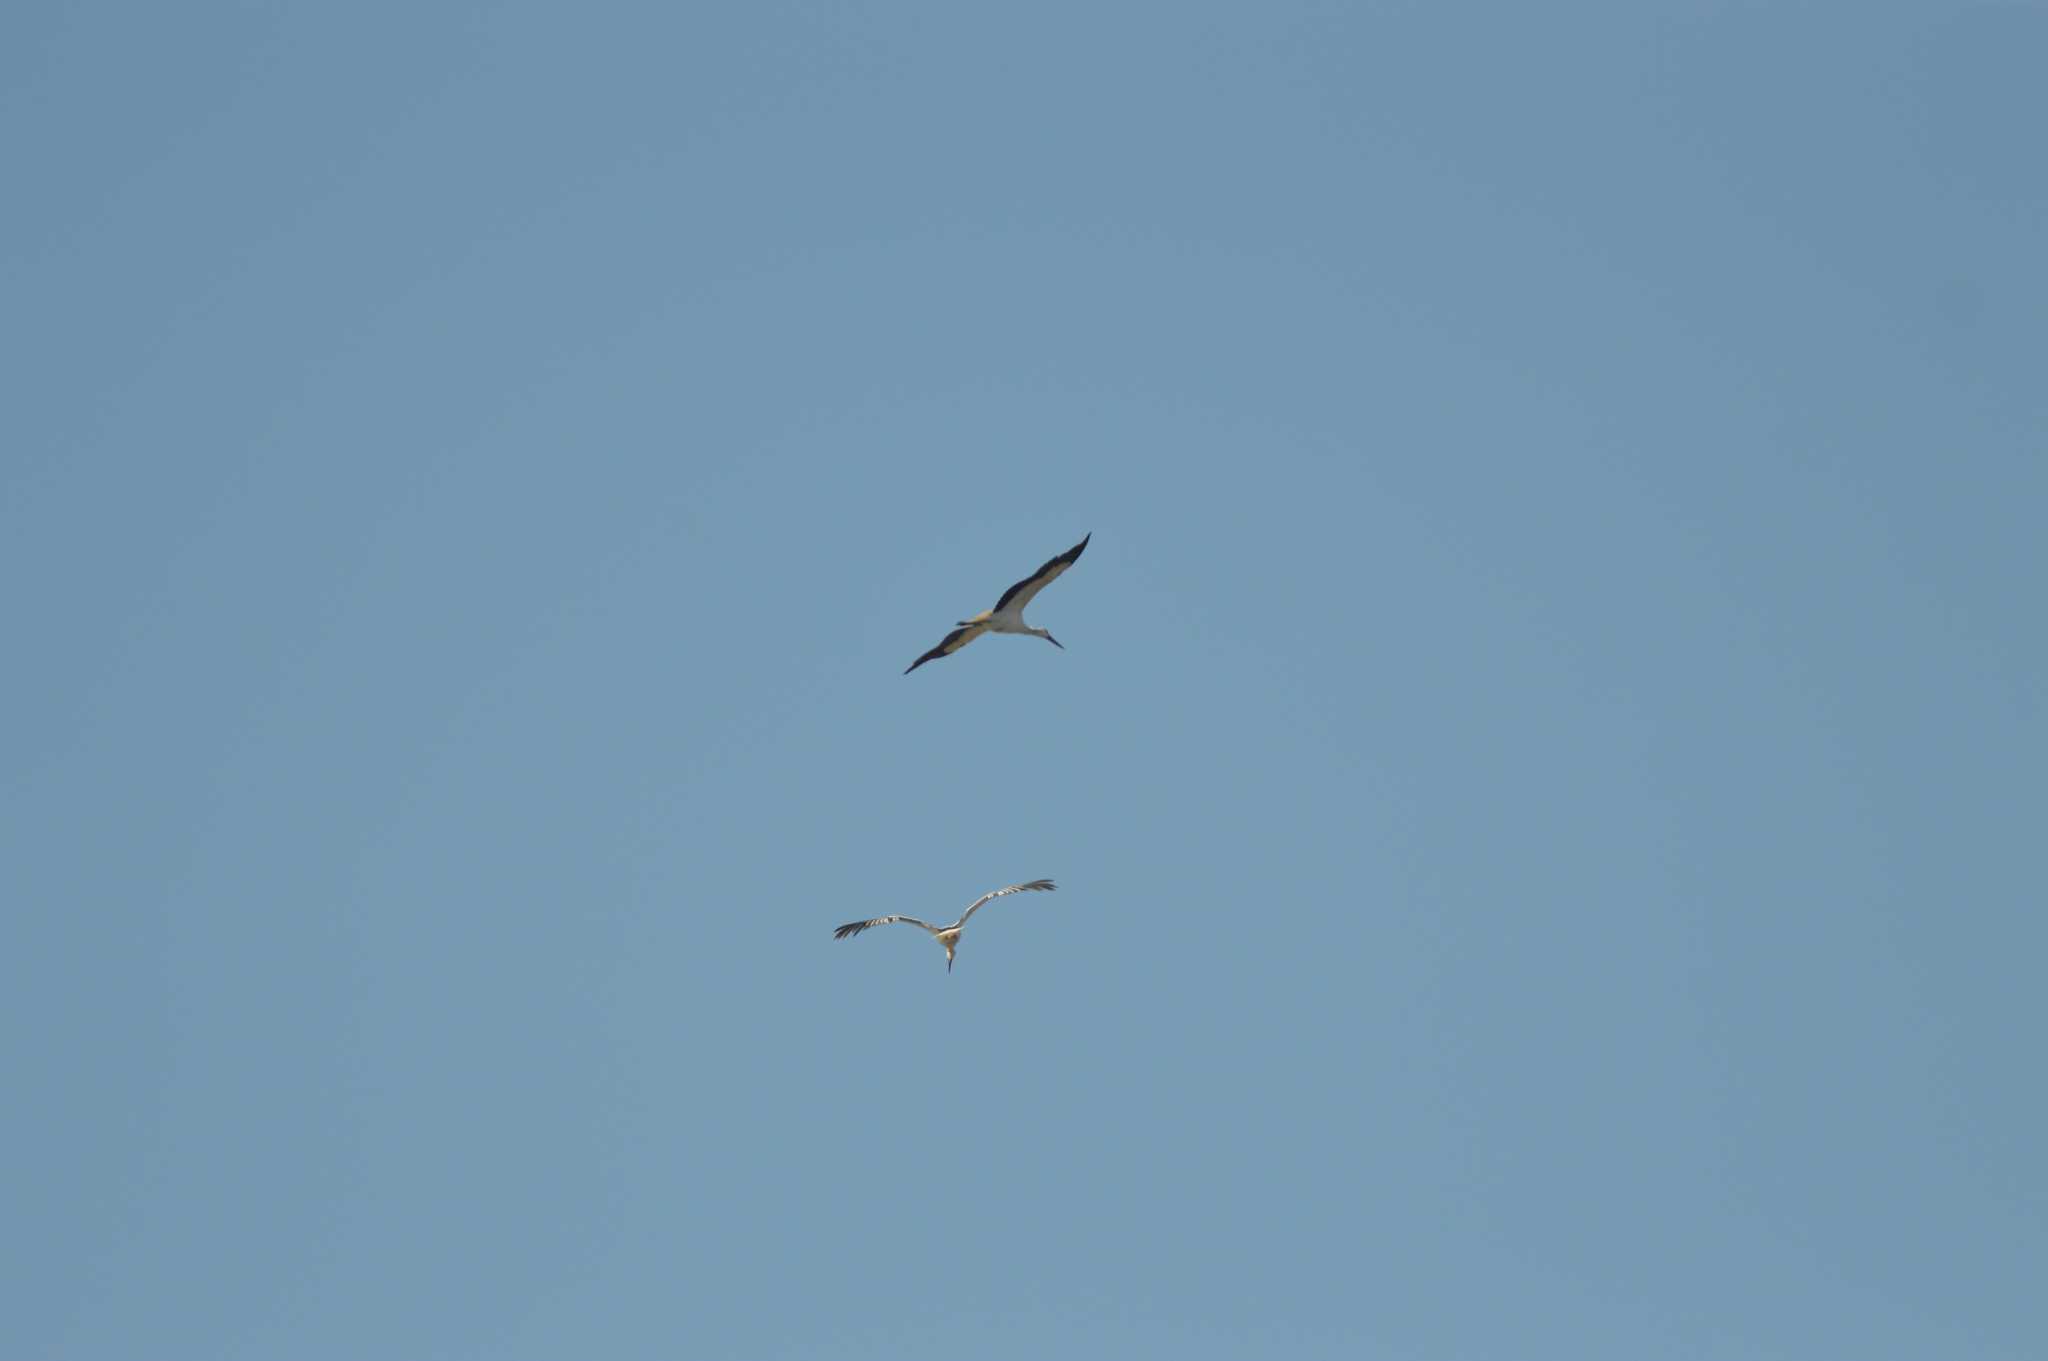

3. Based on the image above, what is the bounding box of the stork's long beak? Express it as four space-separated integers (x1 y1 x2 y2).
1045 632 1064 650
946 952 954 973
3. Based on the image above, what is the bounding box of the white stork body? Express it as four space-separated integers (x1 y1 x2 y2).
904 535 1090 674
833 879 1056 972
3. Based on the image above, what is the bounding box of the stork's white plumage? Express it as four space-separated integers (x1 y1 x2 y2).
832 879 1056 972
904 534 1090 674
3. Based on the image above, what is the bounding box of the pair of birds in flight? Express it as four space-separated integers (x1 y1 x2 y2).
834 533 1091 972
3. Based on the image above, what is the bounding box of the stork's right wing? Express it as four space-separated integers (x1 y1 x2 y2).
991 534 1089 615
833 915 941 940
956 879 1057 926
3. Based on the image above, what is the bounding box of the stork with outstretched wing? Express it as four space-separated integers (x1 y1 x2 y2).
904 535 1090 674
833 880 1057 973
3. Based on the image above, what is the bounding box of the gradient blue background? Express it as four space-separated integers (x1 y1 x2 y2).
6 3 2043 1357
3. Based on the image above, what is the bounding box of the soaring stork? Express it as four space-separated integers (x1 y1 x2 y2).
904 534 1090 674
832 879 1056 972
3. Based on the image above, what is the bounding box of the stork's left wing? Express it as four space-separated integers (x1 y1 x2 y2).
956 879 1057 927
904 621 987 674
833 914 940 940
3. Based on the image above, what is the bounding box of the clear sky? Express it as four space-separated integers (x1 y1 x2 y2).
5 3 2043 1357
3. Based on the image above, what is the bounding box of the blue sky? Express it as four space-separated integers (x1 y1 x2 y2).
5 3 2043 1357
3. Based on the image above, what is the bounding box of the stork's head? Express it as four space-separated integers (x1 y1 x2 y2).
1038 628 1063 650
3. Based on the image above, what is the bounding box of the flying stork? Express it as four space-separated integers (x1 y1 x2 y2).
903 534 1090 674
832 879 1057 972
